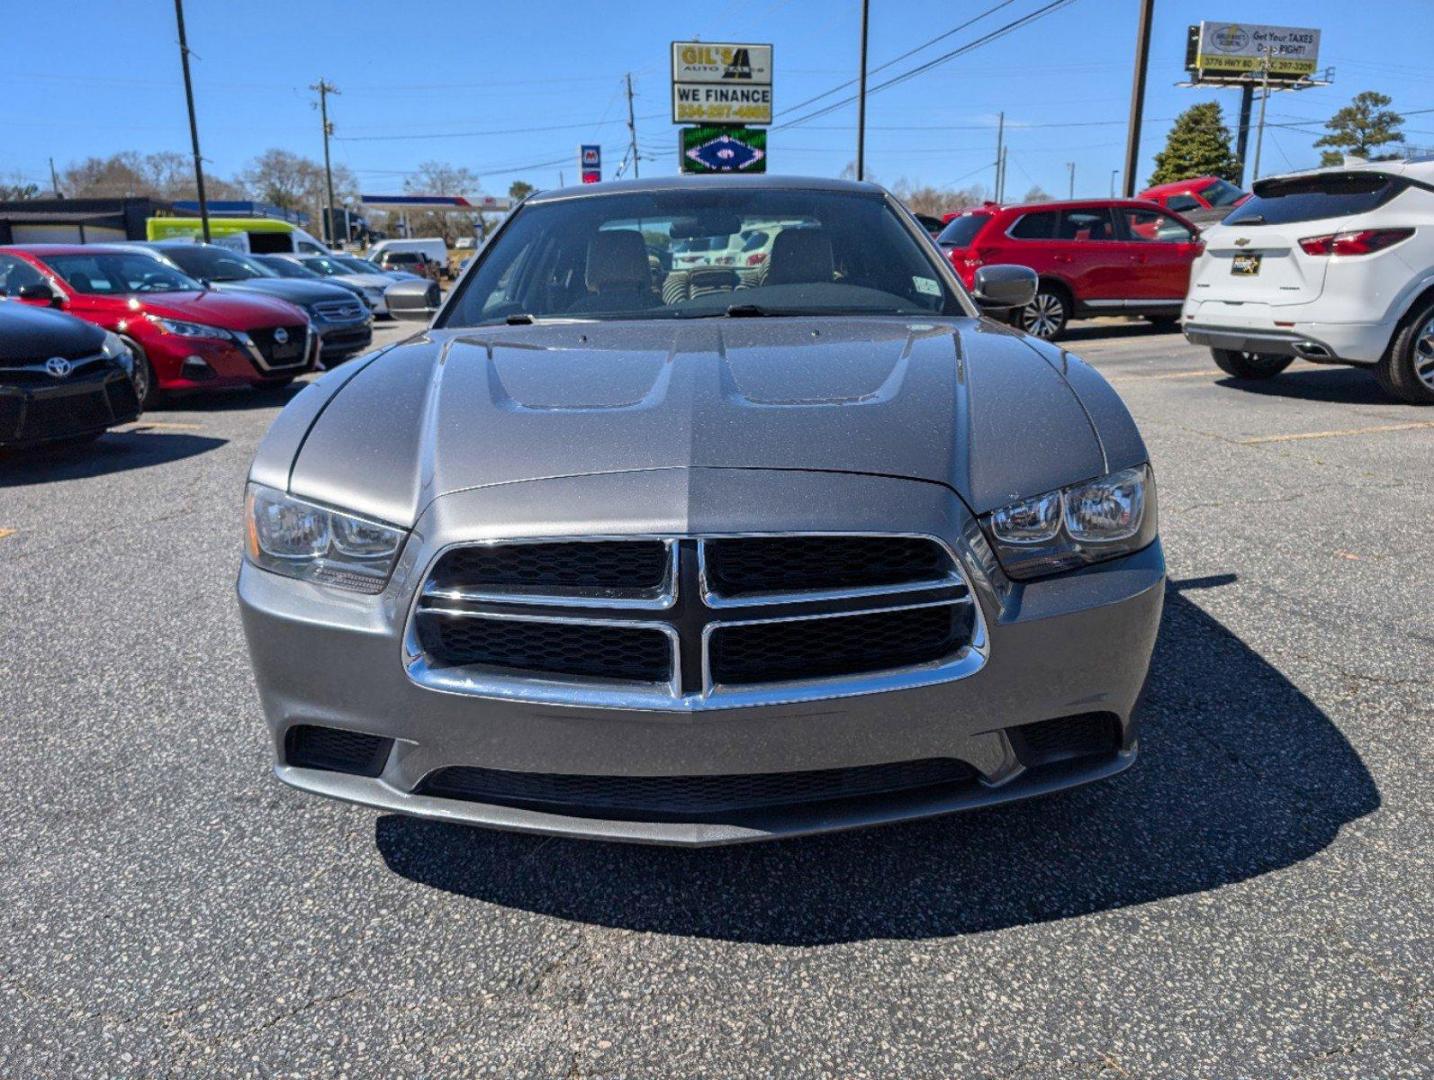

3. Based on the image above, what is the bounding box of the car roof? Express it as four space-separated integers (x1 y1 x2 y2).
1138 177 1221 196
0 243 153 256
525 174 886 205
1255 157 1434 185
949 198 1169 216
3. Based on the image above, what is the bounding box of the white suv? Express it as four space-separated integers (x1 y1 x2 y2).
1182 159 1434 404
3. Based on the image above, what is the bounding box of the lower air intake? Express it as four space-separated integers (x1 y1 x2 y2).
1013 713 1120 765
286 724 393 777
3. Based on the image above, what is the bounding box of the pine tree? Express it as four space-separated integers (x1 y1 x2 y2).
1147 103 1241 187
1316 91 1405 166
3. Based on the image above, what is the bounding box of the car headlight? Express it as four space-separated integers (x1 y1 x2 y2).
145 314 234 341
243 484 406 594
100 331 133 373
983 465 1157 580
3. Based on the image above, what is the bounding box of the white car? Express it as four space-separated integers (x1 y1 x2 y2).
1183 158 1434 404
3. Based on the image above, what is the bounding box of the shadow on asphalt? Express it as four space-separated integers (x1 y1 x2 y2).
375 576 1379 945
0 430 227 486
1057 321 1180 344
1215 367 1395 405
162 382 309 412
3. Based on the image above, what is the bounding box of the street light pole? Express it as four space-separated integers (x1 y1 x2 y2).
1067 161 1075 199
172 0 210 242
1251 46 1273 182
856 0 870 181
1110 169 1118 197
311 79 340 245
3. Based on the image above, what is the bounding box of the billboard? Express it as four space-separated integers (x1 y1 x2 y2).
680 126 767 174
672 41 773 125
1191 22 1320 78
579 144 601 184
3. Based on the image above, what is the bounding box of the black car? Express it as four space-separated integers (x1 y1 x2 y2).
142 243 373 365
0 302 141 448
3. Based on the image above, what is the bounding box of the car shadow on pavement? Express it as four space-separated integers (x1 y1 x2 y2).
375 576 1379 945
163 382 310 412
1058 320 1180 344
0 430 227 487
1215 367 1395 405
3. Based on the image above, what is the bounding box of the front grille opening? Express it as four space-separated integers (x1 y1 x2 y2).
429 540 668 593
416 758 977 821
285 724 393 777
710 603 971 686
704 536 954 597
1013 713 1121 766
418 614 671 683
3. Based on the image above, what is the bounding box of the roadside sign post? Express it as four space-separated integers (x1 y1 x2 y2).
672 42 773 175
579 145 601 185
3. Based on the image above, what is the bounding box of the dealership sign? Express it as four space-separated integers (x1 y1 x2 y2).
1193 22 1320 77
579 144 601 184
680 126 767 174
671 41 773 125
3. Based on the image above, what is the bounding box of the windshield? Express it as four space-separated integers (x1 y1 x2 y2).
936 213 991 248
440 187 961 327
298 256 350 277
257 256 319 279
1203 178 1248 207
160 245 273 282
44 252 203 295
336 256 381 274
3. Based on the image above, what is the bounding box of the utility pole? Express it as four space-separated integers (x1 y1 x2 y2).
1251 46 1273 182
625 73 640 180
48 157 61 197
172 0 210 242
311 79 340 245
999 146 1008 202
856 0 870 181
1234 82 1255 186
1121 0 1155 198
994 112 1005 201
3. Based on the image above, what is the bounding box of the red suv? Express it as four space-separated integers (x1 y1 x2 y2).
937 199 1201 339
0 244 315 407
1138 176 1249 229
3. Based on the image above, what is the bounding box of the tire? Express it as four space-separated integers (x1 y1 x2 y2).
1210 348 1293 380
258 376 296 391
1375 300 1434 404
124 338 160 411
1146 315 1181 332
1016 285 1070 340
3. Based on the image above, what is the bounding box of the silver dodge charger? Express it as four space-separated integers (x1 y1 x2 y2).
238 176 1164 845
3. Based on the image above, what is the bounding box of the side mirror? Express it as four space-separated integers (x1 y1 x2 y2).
971 264 1038 311
385 279 441 322
18 281 61 307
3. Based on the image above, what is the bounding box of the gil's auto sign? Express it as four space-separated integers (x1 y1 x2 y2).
1193 22 1320 77
671 41 773 125
680 126 767 174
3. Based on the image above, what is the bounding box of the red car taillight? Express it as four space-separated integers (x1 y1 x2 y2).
1298 228 1414 256
746 252 766 266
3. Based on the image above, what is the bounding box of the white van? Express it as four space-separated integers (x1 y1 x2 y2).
367 238 450 276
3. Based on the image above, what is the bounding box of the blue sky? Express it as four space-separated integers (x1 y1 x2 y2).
10 0 1433 199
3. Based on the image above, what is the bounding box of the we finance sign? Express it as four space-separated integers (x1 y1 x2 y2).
671 41 773 125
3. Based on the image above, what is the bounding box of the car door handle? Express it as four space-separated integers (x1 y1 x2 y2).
1051 254 1071 263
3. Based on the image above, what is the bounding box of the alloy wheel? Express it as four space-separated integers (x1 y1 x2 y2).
128 346 151 405
1415 315 1434 390
1021 292 1065 339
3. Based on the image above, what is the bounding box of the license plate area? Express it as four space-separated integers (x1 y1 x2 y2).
1231 253 1262 276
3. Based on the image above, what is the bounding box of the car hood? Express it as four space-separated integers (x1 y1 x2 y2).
211 278 358 307
286 317 1112 524
129 288 306 327
326 273 392 290
0 301 105 360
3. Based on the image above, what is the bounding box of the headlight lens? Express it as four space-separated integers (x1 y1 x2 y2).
984 465 1157 580
100 331 133 373
146 315 234 341
244 484 406 594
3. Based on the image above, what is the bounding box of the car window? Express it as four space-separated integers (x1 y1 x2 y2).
1165 194 1200 213
442 188 963 327
40 252 202 294
1118 208 1194 243
0 254 46 296
1224 172 1404 226
161 246 269 281
936 213 991 247
1204 179 1248 208
1007 211 1058 240
299 257 348 276
1057 209 1117 241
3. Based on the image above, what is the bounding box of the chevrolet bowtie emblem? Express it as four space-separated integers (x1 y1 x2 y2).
1234 237 1251 247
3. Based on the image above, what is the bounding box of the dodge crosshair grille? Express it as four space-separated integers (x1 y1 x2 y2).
405 535 987 710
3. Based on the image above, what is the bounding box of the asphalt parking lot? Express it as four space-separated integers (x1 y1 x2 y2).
1 318 1430 1078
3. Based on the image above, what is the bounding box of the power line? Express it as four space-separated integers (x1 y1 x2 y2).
335 113 667 143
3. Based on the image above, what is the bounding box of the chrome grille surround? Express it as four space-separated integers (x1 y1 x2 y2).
403 534 988 712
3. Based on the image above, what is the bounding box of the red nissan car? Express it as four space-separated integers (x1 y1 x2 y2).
936 199 1201 340
0 244 315 407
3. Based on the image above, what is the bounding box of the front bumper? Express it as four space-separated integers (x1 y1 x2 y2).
316 319 373 359
0 367 140 447
238 469 1165 845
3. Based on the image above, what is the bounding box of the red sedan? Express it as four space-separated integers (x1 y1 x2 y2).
0 244 315 407
935 198 1201 340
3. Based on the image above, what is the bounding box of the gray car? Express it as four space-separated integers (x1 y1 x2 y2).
238 176 1164 846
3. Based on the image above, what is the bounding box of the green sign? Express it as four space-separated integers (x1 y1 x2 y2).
680 126 767 174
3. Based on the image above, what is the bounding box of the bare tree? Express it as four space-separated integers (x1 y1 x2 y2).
241 148 357 224
61 151 242 201
403 161 483 242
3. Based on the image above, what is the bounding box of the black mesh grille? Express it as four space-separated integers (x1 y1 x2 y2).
1014 713 1120 765
105 378 140 420
430 541 668 591
419 614 671 682
7 389 113 442
704 536 953 596
418 758 976 819
711 603 969 685
285 725 393 777
0 395 21 440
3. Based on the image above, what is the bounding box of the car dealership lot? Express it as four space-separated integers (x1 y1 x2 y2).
1 320 1429 1077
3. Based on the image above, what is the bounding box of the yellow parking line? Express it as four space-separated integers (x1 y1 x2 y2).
119 421 204 432
0 529 15 540
1240 421 1434 445
1108 369 1222 383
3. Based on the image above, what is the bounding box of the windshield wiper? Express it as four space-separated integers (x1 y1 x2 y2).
505 312 538 325
725 302 788 317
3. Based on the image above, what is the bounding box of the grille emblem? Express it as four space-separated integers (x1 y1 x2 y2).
1234 237 1251 247
45 356 73 378
273 327 290 345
